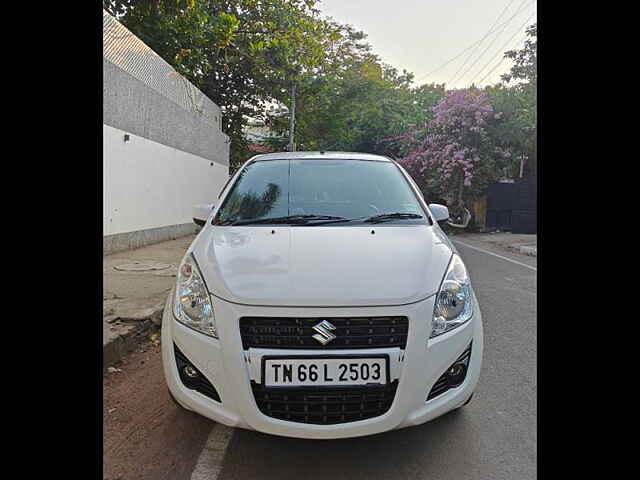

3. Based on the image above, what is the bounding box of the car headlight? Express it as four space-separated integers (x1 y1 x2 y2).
431 254 473 338
173 253 217 338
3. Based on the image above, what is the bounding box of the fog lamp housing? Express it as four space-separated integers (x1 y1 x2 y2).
427 342 473 401
174 344 221 403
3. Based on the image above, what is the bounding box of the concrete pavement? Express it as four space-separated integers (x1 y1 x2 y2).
103 234 195 370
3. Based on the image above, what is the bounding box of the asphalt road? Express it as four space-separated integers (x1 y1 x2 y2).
104 238 536 480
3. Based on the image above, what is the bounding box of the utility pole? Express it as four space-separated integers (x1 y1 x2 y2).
288 82 296 152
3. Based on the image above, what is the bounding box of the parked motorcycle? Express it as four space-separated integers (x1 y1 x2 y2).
447 205 472 229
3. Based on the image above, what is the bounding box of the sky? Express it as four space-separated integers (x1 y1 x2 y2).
317 0 537 88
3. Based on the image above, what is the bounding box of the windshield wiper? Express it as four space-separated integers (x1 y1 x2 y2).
223 214 348 226
363 212 424 223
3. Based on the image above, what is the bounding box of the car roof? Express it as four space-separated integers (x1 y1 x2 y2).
249 151 393 163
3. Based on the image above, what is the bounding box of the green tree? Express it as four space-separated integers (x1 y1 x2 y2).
265 26 445 160
501 23 537 87
104 0 345 168
499 22 537 177
484 85 529 179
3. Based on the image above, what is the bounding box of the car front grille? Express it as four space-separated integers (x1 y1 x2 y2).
239 316 409 350
251 381 398 425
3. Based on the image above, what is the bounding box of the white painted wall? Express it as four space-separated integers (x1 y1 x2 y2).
103 124 228 236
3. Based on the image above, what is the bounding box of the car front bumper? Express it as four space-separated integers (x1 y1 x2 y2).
161 290 483 439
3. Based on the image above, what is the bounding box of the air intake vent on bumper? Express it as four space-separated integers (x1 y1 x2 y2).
174 344 221 402
427 342 472 401
251 381 399 425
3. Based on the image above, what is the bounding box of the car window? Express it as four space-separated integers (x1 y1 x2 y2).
214 158 425 224
215 160 290 222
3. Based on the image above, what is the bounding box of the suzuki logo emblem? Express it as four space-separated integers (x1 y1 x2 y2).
312 320 336 345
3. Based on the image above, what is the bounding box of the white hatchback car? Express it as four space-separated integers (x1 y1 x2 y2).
162 151 483 439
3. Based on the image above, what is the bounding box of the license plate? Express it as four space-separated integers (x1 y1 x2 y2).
263 356 388 387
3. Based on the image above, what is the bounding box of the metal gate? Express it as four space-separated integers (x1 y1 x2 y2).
512 175 537 234
486 177 537 233
486 182 516 231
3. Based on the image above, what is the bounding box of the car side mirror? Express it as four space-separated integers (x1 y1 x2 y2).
428 203 449 223
193 204 215 227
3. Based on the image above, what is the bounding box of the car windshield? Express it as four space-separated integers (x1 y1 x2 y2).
213 158 426 225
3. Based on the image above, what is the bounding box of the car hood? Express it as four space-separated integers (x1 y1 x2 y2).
194 225 453 307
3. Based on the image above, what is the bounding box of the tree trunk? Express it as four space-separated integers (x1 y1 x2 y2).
457 169 465 208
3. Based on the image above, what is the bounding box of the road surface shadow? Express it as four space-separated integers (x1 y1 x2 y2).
217 409 487 480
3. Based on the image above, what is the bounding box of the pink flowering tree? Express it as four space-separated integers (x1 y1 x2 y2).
396 88 512 211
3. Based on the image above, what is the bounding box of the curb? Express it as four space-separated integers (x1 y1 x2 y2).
518 245 537 257
455 234 538 258
103 304 164 372
509 245 536 257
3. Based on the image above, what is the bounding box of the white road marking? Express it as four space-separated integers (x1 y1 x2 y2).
452 239 537 272
191 424 234 480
